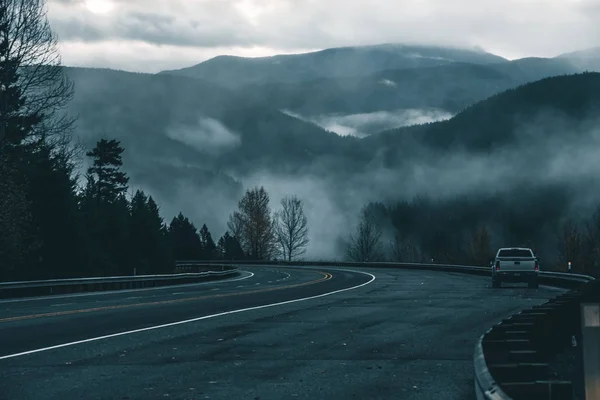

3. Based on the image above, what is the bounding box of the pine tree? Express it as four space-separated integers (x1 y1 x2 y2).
160 222 174 270
82 139 131 276
217 235 226 259
199 224 217 260
146 196 173 273
23 144 83 279
169 213 202 261
217 231 246 261
108 194 131 275
226 233 246 260
85 139 128 203
130 190 150 274
0 151 36 280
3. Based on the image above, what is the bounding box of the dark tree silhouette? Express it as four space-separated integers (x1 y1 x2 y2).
86 139 129 203
274 195 309 261
217 231 246 260
169 213 202 261
231 187 277 260
199 224 217 260
347 206 384 262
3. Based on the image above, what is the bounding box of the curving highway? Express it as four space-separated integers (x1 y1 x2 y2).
0 266 563 400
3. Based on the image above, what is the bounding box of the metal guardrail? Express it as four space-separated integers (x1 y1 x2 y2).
0 266 239 299
176 259 596 400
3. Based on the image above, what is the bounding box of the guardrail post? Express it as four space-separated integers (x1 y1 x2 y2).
582 303 600 400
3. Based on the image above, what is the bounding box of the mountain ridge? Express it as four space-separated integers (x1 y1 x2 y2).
158 43 508 88
366 72 600 156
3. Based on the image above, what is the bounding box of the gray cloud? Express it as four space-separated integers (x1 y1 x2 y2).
50 2 256 47
48 0 600 72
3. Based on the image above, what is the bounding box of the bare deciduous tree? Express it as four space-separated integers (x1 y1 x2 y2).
231 187 277 260
0 0 75 148
347 206 384 262
274 195 309 261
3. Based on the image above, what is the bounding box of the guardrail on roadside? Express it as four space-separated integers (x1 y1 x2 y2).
176 259 596 400
177 260 592 286
0 266 239 299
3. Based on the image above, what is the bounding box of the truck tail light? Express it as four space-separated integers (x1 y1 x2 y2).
495 261 500 271
535 260 539 271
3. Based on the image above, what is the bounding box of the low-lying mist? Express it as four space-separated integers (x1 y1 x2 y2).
217 111 600 261
72 97 600 264
282 108 453 137
166 117 241 153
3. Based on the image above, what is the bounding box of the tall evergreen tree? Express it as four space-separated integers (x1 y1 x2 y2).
130 190 151 273
146 196 173 273
85 139 129 203
225 232 245 260
217 234 226 259
169 213 202 261
199 224 217 260
217 232 245 260
82 139 131 276
0 152 37 280
23 145 83 279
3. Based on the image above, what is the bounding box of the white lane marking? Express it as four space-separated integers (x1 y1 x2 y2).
0 271 255 304
126 297 142 300
50 303 73 307
0 270 375 360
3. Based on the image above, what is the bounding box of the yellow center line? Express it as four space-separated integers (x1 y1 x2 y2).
0 271 332 323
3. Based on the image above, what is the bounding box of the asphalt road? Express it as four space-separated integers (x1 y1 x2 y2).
0 266 563 400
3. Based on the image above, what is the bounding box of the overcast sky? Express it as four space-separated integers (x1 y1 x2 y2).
47 0 600 73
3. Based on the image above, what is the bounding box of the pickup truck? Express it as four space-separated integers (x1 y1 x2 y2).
491 247 539 289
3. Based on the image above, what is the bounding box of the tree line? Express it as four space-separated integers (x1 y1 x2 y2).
1 128 312 281
345 191 600 277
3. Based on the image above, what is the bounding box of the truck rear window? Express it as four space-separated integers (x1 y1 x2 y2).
498 249 533 257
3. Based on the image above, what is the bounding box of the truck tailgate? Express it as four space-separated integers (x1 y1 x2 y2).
498 258 536 271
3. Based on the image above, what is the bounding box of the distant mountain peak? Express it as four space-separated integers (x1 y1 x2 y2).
158 43 507 89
